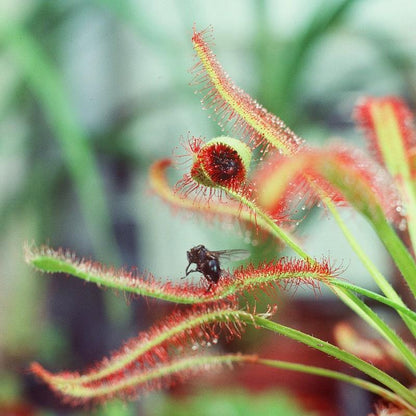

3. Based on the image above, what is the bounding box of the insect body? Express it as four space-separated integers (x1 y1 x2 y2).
184 244 250 289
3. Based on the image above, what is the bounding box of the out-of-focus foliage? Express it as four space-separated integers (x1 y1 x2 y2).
143 389 316 416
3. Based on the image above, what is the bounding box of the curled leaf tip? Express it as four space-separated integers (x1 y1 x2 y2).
149 157 263 238
181 136 252 193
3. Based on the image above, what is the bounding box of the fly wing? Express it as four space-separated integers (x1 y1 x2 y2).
212 249 250 262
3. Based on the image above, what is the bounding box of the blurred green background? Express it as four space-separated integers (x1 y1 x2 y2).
1 0 416 415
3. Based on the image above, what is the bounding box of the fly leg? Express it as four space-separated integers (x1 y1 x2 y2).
182 263 198 279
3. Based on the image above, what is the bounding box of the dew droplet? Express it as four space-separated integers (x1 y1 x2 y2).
398 218 407 231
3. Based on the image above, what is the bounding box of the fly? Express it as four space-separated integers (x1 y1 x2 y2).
183 244 250 290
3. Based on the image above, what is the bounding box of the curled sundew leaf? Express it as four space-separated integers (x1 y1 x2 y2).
254 145 404 227
151 155 309 257
149 158 289 236
176 135 252 197
354 97 416 179
151 157 246 218
191 26 303 154
30 300 248 403
31 353 257 405
196 136 252 191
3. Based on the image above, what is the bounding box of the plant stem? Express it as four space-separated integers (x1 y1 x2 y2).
239 312 416 407
374 216 416 298
325 198 416 337
329 279 416 322
256 358 415 413
332 286 416 375
401 180 416 253
223 187 313 261
223 187 416 366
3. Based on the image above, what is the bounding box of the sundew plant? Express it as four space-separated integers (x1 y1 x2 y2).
27 27 416 415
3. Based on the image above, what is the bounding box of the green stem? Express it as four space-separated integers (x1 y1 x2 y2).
332 286 416 375
329 279 416 322
257 358 415 413
223 187 313 261
325 199 416 337
326 199 397 296
374 216 416 298
401 180 416 253
222 187 416 370
239 313 416 407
